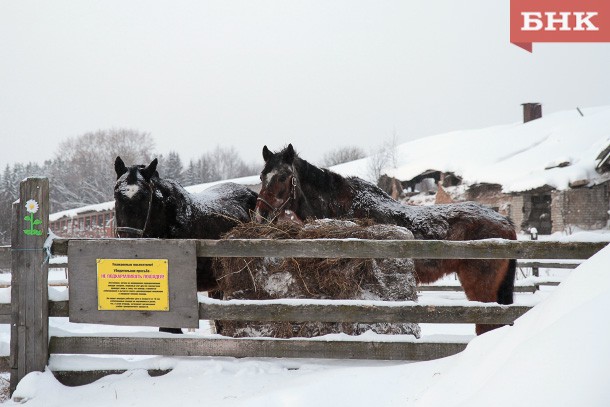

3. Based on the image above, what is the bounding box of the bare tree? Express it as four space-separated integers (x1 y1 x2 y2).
367 133 399 183
51 128 155 209
321 146 366 167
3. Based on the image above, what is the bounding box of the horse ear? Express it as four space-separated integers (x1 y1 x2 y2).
262 145 272 162
283 144 295 164
115 156 127 179
141 158 158 181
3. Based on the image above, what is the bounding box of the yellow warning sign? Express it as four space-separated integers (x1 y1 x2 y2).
97 259 169 311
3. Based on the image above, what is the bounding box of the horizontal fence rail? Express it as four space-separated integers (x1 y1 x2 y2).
195 239 605 259
49 336 468 362
195 300 531 325
47 238 607 259
0 240 602 269
516 261 580 269
0 300 532 325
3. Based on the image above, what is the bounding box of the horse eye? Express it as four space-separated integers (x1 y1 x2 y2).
278 175 287 182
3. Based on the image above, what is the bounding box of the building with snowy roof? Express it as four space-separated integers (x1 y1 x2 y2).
331 105 610 234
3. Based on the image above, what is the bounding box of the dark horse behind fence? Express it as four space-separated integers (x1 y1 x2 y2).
254 144 517 335
114 156 258 331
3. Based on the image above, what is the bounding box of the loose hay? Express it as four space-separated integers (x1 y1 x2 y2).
214 219 421 338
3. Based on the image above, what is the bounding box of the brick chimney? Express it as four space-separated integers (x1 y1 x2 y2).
522 103 542 123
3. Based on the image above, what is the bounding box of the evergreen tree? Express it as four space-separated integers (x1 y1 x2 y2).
183 160 198 186
164 151 185 183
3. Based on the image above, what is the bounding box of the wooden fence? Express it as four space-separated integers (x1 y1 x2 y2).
0 178 607 391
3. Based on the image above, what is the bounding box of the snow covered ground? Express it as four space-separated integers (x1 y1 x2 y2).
0 229 609 406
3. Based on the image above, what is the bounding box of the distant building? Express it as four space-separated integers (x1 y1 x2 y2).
49 202 115 238
375 104 610 234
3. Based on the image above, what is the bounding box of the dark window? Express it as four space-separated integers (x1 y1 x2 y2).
528 195 552 234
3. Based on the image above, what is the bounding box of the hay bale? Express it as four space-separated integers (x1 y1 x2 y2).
214 219 420 338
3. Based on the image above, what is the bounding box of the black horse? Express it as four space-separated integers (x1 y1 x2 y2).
254 144 517 335
114 156 257 332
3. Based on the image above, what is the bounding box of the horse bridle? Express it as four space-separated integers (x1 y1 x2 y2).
256 169 298 223
115 182 155 238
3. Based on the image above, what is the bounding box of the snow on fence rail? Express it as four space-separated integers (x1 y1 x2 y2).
0 246 584 272
2 178 608 392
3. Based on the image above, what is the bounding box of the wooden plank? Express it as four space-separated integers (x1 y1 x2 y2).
10 178 50 393
40 299 531 325
68 239 198 328
51 238 606 260
198 301 530 324
49 262 68 269
517 261 580 269
51 238 69 256
0 302 10 324
49 336 467 361
418 285 537 293
537 281 561 287
49 300 69 317
195 239 606 260
0 356 9 372
0 246 10 269
3 301 68 322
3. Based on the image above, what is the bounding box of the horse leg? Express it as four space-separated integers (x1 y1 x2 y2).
456 259 514 335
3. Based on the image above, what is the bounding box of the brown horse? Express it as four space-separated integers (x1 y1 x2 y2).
254 144 517 335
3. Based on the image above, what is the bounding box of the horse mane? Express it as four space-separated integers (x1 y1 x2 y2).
288 148 394 203
293 155 347 194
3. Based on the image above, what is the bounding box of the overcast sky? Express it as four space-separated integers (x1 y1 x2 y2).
1 1 609 170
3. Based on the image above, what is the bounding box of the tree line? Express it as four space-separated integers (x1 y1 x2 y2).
0 128 259 244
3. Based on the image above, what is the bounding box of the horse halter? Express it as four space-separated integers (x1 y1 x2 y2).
115 182 155 238
256 168 298 223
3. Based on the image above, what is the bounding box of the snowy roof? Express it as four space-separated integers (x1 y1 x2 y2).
49 175 260 221
332 106 610 193
49 201 115 222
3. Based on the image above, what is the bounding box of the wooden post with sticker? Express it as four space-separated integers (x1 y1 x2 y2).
10 178 49 394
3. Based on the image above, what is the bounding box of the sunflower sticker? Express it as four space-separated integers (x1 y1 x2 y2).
24 199 43 236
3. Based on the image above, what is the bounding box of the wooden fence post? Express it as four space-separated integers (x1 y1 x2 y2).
10 178 49 394
532 264 539 277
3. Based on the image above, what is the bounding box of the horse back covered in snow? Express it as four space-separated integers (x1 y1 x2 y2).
254 144 518 335
114 156 257 291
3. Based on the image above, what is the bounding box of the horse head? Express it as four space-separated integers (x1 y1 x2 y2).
114 156 160 238
254 144 303 224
